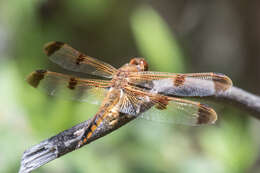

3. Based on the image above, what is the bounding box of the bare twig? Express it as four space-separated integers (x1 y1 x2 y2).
19 86 260 173
19 113 136 173
212 86 260 119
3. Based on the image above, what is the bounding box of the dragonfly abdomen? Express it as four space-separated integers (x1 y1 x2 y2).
78 89 121 147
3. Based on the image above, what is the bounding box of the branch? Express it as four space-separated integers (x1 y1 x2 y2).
19 86 260 173
211 86 260 119
19 113 136 173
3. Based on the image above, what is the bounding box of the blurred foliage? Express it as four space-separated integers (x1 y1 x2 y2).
0 1 259 173
131 5 185 72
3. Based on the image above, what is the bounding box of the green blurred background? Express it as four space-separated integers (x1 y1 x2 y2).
0 1 260 173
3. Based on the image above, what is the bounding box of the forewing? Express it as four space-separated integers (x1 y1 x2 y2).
26 70 110 104
44 41 117 78
128 72 233 97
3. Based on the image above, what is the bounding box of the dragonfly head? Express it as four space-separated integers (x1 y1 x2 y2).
129 58 148 71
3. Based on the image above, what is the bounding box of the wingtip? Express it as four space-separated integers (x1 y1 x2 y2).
26 70 47 88
213 73 233 93
197 103 218 125
44 41 65 56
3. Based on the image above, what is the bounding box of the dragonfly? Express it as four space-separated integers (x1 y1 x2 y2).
27 41 233 147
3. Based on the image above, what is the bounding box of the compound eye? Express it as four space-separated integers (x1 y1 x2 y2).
129 58 148 71
129 58 139 65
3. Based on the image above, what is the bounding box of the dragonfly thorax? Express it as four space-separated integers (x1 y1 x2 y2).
111 71 130 89
111 58 148 89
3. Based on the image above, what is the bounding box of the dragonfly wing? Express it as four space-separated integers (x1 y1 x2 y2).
139 96 217 126
26 70 110 105
128 72 232 97
119 91 153 116
121 85 217 125
44 41 118 78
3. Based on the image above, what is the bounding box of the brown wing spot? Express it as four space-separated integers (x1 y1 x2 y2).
68 77 78 90
155 97 169 110
212 73 233 92
44 41 65 56
26 70 47 88
76 54 85 65
197 104 217 125
174 75 185 87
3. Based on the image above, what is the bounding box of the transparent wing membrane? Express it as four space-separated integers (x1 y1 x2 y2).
128 72 232 97
44 42 117 78
140 97 217 126
121 86 217 125
26 70 110 104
